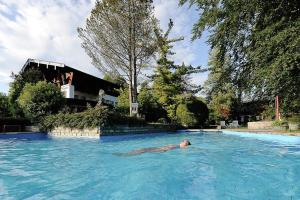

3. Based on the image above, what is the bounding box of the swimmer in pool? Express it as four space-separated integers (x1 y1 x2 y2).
116 139 191 156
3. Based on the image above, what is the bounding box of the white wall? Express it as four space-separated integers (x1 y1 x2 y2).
61 84 74 98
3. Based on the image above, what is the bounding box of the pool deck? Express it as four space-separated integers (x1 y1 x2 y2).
226 128 300 136
183 128 300 136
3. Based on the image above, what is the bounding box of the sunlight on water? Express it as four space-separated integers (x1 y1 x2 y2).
0 132 299 199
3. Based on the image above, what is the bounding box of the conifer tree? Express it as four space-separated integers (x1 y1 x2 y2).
152 19 204 122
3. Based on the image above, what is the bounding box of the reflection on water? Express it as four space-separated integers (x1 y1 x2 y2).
0 132 299 199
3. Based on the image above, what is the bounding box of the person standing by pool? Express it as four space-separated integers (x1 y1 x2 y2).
116 139 191 156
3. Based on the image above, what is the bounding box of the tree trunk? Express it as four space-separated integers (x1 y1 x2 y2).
128 76 133 116
128 0 134 116
132 0 138 116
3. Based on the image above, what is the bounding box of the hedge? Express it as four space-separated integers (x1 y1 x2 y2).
41 104 147 131
0 117 31 125
41 104 108 131
106 112 147 127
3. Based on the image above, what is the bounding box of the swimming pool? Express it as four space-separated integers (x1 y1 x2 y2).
0 131 299 199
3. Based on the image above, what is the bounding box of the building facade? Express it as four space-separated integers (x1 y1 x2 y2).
21 58 119 109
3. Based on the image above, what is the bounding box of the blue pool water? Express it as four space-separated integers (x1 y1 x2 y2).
0 131 300 200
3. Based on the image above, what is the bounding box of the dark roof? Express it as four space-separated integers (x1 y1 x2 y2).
22 58 119 96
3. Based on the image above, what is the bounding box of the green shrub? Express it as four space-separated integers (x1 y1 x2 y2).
272 120 288 127
288 115 300 124
8 68 44 117
18 81 65 122
186 97 209 125
157 118 168 124
106 112 147 127
0 93 11 117
176 104 198 127
41 104 109 131
116 87 130 114
176 96 209 127
138 83 167 122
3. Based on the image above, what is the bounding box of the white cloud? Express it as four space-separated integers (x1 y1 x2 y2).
0 0 99 93
0 0 209 94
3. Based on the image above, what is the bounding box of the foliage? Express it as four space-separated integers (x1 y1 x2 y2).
176 96 209 127
288 115 300 124
0 93 10 117
8 68 43 117
106 112 147 127
176 103 197 127
115 81 166 121
103 73 127 86
152 19 204 122
260 104 275 120
181 0 300 114
41 104 108 131
116 86 130 114
41 105 147 131
138 82 166 122
18 81 65 122
208 88 235 121
187 96 209 125
78 0 157 115
272 120 288 127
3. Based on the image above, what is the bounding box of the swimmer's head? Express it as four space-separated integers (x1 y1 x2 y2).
180 139 191 148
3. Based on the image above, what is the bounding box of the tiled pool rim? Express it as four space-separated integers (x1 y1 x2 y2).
1 130 300 143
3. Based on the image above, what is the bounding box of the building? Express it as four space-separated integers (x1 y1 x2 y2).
21 58 119 110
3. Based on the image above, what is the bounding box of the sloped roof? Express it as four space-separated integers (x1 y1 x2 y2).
22 58 120 96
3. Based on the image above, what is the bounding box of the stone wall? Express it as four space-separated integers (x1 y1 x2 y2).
48 124 175 138
248 121 273 130
49 127 100 138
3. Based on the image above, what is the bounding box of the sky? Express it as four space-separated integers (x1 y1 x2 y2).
0 0 210 94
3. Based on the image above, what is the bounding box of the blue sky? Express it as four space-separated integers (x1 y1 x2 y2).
0 0 210 94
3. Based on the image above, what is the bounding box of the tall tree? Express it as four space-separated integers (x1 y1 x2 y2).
181 0 300 115
152 19 204 122
78 0 156 116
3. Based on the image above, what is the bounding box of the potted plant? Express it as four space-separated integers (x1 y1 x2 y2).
288 115 300 131
272 120 288 131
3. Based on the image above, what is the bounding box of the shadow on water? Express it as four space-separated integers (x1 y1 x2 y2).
100 131 204 143
0 132 49 140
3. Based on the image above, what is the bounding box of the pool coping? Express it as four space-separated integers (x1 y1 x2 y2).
180 128 300 136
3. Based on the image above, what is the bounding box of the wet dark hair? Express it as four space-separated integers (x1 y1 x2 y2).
182 139 191 145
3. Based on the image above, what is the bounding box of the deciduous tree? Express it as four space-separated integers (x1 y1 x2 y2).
78 0 156 116
181 0 300 115
8 68 43 117
18 81 65 122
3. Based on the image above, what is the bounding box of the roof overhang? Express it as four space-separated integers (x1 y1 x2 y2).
21 58 65 73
